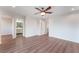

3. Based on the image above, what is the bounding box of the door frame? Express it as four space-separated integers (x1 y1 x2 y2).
12 17 25 38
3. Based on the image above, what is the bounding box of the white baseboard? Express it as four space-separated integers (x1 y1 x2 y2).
49 35 79 43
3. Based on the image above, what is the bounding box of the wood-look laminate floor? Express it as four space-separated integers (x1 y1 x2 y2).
0 35 79 53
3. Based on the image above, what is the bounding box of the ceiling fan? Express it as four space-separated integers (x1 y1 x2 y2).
35 6 53 16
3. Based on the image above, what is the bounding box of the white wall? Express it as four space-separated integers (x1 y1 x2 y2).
0 10 13 35
49 14 79 43
24 16 39 37
0 9 25 39
0 15 1 44
0 17 12 35
24 16 46 37
0 9 48 38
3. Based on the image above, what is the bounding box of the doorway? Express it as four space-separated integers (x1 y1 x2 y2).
16 19 24 37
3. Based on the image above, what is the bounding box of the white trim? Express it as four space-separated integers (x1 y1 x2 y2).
12 18 16 38
23 19 25 37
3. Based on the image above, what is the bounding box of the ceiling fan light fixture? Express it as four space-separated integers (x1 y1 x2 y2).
71 8 75 11
41 12 46 16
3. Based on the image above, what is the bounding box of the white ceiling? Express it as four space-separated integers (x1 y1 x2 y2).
0 6 79 18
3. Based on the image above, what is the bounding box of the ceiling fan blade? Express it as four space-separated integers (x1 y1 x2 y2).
35 8 42 12
44 6 51 11
34 12 41 15
45 12 53 14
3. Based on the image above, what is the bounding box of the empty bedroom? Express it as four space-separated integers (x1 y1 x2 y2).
0 6 79 53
